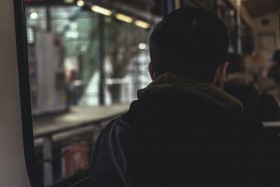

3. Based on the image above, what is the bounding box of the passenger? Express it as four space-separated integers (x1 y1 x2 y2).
246 52 280 121
224 53 259 123
90 7 280 186
268 49 280 85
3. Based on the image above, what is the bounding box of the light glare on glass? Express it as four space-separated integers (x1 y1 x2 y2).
91 5 112 16
115 13 133 23
135 20 150 29
76 0 85 6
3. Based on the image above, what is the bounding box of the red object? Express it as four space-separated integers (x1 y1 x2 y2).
53 37 61 47
62 141 89 177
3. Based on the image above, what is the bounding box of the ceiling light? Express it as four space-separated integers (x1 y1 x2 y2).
91 5 112 16
135 20 150 29
115 13 133 23
76 0 85 7
64 0 74 4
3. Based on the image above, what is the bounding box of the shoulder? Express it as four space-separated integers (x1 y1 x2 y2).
90 119 118 169
89 118 125 187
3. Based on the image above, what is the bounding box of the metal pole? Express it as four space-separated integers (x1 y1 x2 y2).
46 4 51 32
43 135 53 187
98 14 105 106
164 0 174 14
237 0 242 54
216 0 222 19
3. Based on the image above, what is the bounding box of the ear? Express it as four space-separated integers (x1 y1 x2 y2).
212 62 229 88
148 62 157 80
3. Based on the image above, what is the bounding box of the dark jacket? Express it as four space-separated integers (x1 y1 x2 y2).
224 74 259 122
90 73 280 187
255 77 280 121
225 74 280 122
268 63 280 85
255 77 280 104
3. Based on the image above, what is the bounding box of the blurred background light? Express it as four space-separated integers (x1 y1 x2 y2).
76 0 85 7
138 43 147 50
91 5 112 16
135 20 149 29
64 0 75 4
30 12 38 19
65 31 79 39
115 13 133 23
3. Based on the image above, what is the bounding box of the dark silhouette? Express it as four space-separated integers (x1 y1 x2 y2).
246 52 280 121
90 7 280 187
268 49 280 85
224 53 259 123
225 52 280 122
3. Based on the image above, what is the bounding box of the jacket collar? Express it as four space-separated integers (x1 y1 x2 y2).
137 72 244 113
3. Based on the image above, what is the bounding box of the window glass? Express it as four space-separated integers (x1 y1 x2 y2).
23 0 280 186
25 2 154 185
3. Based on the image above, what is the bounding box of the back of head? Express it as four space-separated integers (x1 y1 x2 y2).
149 6 229 82
272 49 280 64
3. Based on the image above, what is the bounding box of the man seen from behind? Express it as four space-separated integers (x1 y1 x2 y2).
90 6 280 187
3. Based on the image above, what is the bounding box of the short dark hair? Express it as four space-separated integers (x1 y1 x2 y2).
149 6 229 82
272 49 280 64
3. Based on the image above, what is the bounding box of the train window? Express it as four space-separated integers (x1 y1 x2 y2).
23 0 155 186
17 0 280 186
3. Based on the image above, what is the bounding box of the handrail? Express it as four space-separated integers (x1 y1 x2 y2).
34 106 128 186
263 121 280 133
53 169 90 187
33 112 123 139
262 121 280 128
